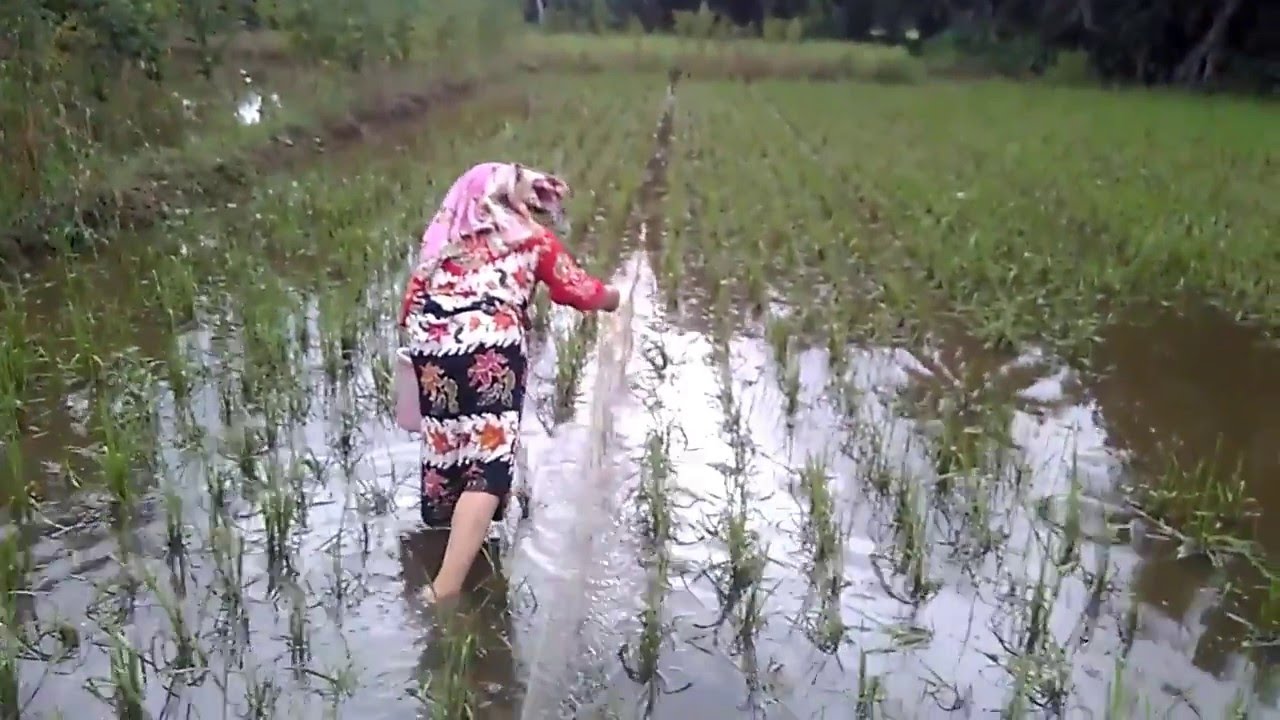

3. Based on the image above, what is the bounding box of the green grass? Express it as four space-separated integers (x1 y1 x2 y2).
0 4 525 258
661 77 1280 354
523 32 925 83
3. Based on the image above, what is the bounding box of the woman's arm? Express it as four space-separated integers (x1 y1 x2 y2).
398 271 426 327
535 232 619 312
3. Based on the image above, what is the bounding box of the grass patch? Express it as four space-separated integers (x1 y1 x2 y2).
0 2 524 261
523 32 925 83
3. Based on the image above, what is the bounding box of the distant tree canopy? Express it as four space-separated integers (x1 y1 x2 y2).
528 0 1280 89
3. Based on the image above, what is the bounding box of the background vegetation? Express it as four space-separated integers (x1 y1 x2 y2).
0 0 520 258
531 0 1280 90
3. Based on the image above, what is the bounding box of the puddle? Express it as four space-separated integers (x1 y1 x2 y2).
236 90 282 126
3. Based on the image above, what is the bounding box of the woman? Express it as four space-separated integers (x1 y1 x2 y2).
398 162 620 603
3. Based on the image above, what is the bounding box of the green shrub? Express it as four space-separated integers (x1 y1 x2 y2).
1042 49 1095 85
869 54 925 84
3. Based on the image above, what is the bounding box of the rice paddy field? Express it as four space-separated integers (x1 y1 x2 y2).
1 53 1279 719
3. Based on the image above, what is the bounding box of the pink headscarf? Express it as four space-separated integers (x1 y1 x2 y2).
416 162 570 273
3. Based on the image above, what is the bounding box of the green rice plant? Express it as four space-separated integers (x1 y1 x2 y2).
209 523 248 646
244 674 281 720
143 572 203 676
1 433 30 525
1057 463 1084 569
420 612 478 720
240 283 300 410
1135 439 1258 558
639 425 677 547
990 555 1071 715
552 315 594 423
97 629 147 720
0 533 25 719
163 486 187 572
887 472 935 603
795 456 841 578
261 465 298 579
164 338 196 425
63 296 107 389
146 253 199 330
96 396 145 526
763 313 803 428
855 649 883 718
286 580 309 668
0 286 34 438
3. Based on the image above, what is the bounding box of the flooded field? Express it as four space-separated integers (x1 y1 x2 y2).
1 70 1278 719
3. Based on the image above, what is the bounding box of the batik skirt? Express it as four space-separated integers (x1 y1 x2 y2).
410 340 527 528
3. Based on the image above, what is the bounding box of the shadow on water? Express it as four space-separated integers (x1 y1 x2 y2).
1086 302 1280 685
400 529 520 719
1089 301 1280 553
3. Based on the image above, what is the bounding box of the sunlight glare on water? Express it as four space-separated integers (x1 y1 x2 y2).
507 248 1265 718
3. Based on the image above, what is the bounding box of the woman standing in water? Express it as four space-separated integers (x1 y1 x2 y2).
398 162 620 603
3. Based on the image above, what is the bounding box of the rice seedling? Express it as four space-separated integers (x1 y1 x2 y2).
244 674 281 719
854 650 883 719
793 456 849 649
418 612 478 720
285 580 309 668
143 572 203 676
694 475 768 637
93 628 147 720
261 463 298 580
879 469 935 605
552 314 594 423
163 486 188 575
1134 439 1259 558
0 26 1275 719
0 534 24 718
0 287 33 438
209 524 248 647
96 396 146 527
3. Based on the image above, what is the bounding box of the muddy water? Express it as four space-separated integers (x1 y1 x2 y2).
4 233 1280 718
4 113 1280 720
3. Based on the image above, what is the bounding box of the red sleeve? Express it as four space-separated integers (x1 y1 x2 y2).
535 231 609 311
398 272 426 327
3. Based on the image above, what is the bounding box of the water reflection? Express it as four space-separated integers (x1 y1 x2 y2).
1089 302 1280 553
236 91 283 126
5 239 1278 717
555 250 1270 716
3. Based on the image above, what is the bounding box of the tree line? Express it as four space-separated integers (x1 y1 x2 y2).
531 0 1280 90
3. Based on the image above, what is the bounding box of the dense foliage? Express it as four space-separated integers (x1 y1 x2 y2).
0 0 513 249
531 0 1280 89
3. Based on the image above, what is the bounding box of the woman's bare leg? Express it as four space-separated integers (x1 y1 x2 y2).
431 491 500 599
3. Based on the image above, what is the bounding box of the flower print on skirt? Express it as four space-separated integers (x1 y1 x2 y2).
411 342 527 528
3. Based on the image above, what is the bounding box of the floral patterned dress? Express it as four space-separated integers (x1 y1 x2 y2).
399 228 610 527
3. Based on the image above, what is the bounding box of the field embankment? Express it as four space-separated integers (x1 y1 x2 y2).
0 1 522 262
